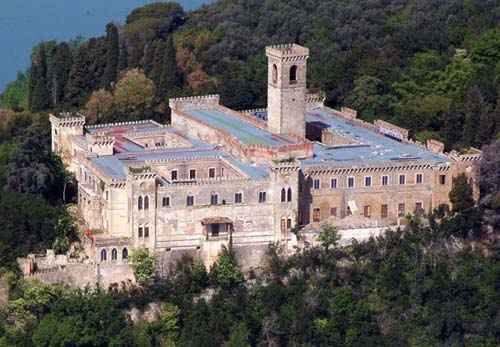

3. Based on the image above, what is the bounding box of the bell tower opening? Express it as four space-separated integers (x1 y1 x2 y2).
266 44 309 138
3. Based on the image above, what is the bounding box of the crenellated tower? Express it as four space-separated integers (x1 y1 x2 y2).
266 44 309 138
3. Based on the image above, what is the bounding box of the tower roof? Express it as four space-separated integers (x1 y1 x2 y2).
265 43 309 61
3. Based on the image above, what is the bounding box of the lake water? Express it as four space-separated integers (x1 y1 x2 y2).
0 0 209 93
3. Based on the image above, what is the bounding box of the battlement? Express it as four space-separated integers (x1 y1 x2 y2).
49 113 85 127
306 93 325 111
169 94 220 112
266 43 309 61
85 119 157 130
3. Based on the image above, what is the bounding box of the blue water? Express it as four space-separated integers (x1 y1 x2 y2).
0 0 209 93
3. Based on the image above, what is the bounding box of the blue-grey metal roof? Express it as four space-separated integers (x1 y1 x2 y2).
186 109 298 146
300 109 450 168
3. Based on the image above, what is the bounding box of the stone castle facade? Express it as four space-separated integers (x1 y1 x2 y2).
50 43 480 275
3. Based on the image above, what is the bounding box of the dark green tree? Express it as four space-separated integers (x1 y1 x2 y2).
28 46 50 112
100 23 120 90
158 36 182 99
65 44 92 107
118 40 129 72
47 42 71 107
150 40 165 87
443 100 462 151
463 86 488 148
142 40 157 77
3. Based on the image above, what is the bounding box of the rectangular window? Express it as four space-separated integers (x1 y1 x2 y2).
399 174 406 185
381 204 388 218
208 168 215 178
286 218 292 229
281 218 286 232
162 196 170 207
211 224 219 237
330 207 337 217
415 202 423 215
313 179 320 189
365 176 372 187
330 178 338 188
398 203 406 217
259 191 266 203
189 169 196 180
348 177 355 188
138 227 143 238
364 205 371 218
313 208 321 222
210 194 218 205
171 170 178 181
381 175 389 186
187 196 194 206
234 192 242 204
416 173 423 184
439 175 446 185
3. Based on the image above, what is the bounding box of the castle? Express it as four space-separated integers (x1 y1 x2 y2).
50 44 480 276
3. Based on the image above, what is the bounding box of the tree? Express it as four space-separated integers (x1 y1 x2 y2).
142 40 157 77
150 40 165 87
158 36 182 99
0 71 28 111
450 173 475 216
463 86 488 148
100 23 120 90
47 42 71 107
478 141 500 229
129 248 158 286
28 46 50 112
443 100 462 151
317 224 340 251
209 253 244 289
83 89 114 124
157 303 180 346
113 68 155 119
65 44 92 107
227 321 251 347
4 123 66 203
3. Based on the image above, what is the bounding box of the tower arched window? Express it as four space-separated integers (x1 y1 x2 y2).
138 226 143 238
111 248 117 260
144 195 149 210
101 249 107 261
290 65 297 83
163 196 170 207
138 196 143 210
281 188 286 202
272 64 278 83
287 188 292 202
144 225 150 238
122 248 128 259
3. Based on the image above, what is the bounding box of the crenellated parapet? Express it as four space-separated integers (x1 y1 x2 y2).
265 44 309 62
169 94 220 112
85 119 157 130
306 93 325 111
49 113 86 127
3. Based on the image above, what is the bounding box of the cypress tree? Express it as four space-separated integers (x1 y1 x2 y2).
150 40 165 87
100 23 119 90
88 38 107 91
29 46 49 112
66 45 92 107
118 41 128 73
475 102 494 146
493 98 500 139
159 36 182 99
47 42 71 107
462 86 486 148
142 40 157 77
443 100 462 151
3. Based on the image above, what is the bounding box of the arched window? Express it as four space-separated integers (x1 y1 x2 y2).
122 248 128 259
144 225 150 238
281 217 286 232
290 65 297 83
138 226 143 238
287 188 292 202
272 64 278 83
210 193 218 205
111 248 117 260
101 249 107 261
187 195 194 206
281 188 286 202
163 196 170 207
144 196 149 210
138 196 143 210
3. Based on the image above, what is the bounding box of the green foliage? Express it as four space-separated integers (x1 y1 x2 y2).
317 223 340 251
227 321 251 347
209 253 244 289
129 248 158 286
157 302 180 343
100 23 120 90
113 68 156 120
0 71 28 111
47 42 71 107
